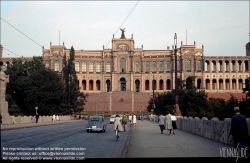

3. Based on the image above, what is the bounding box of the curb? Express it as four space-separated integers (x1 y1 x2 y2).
120 125 132 158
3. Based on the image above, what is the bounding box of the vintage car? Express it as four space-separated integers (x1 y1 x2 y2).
86 115 107 132
109 115 116 124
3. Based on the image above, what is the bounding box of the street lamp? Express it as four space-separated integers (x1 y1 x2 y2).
174 33 181 116
35 106 38 114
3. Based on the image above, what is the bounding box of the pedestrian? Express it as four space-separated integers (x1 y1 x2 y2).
165 111 172 135
132 114 137 125
158 113 166 134
150 113 153 122
141 114 144 122
56 115 59 122
52 114 56 122
170 113 177 134
128 114 132 125
35 113 39 123
228 107 248 148
121 114 127 131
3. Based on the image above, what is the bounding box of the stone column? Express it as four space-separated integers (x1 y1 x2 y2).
0 66 11 124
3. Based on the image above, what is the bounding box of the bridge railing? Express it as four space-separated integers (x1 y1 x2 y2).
152 116 250 146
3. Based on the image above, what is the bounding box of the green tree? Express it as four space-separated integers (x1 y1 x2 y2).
62 46 87 114
5 57 69 116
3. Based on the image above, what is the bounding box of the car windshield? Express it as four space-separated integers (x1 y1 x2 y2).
91 117 100 122
111 115 115 118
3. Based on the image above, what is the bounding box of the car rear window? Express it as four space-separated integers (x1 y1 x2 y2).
91 118 100 121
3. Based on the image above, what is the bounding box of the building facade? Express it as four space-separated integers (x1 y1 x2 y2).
1 32 250 114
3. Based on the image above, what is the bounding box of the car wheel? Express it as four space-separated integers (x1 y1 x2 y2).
87 129 89 132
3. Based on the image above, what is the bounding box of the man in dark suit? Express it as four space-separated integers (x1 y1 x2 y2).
229 107 248 148
35 113 39 123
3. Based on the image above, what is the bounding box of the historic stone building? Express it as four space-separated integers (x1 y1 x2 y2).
1 32 250 114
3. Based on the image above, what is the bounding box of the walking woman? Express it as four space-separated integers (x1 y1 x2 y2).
170 113 177 134
132 114 137 124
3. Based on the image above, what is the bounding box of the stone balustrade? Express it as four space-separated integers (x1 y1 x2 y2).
3 115 72 124
153 116 250 146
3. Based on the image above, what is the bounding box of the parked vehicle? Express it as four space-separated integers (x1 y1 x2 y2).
86 115 107 132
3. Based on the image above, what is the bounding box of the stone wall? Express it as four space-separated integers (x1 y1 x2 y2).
153 116 250 146
4 115 71 125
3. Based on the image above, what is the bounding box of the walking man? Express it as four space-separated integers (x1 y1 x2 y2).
228 107 248 148
35 113 39 123
158 113 165 134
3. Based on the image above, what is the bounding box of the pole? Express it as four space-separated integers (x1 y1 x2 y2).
152 75 155 111
95 96 97 115
174 33 178 106
174 33 181 116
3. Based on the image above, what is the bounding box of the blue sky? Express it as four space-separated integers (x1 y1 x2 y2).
1 1 249 58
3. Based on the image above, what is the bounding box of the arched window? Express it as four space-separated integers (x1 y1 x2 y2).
166 61 171 71
89 62 93 72
145 80 149 90
159 79 164 90
120 58 126 72
55 61 59 71
106 62 110 72
96 62 101 72
159 62 163 72
45 61 49 69
166 79 171 90
75 62 79 72
82 80 86 90
152 62 157 72
106 80 111 92
89 80 94 90
186 60 191 71
145 62 150 72
135 80 140 92
177 61 180 71
96 80 101 90
120 78 126 91
135 62 140 73
82 62 86 72
196 60 201 71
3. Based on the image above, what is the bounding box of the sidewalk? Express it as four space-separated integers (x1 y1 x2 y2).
125 119 234 158
0 120 81 131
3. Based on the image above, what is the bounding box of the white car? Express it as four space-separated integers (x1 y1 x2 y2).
109 115 116 124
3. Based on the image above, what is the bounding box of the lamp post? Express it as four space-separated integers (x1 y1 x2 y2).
174 33 181 116
152 75 155 112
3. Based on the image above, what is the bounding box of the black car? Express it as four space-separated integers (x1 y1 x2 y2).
86 115 107 133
